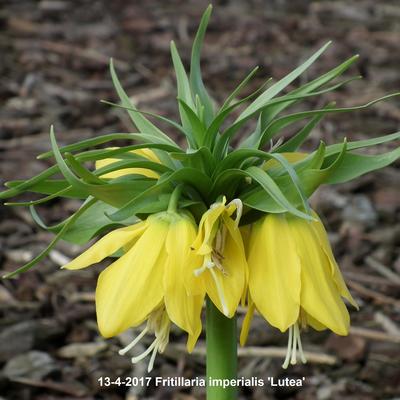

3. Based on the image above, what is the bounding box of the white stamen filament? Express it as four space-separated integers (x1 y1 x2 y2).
282 325 293 369
118 327 149 355
130 338 158 364
118 310 171 373
295 323 307 363
282 323 307 369
147 345 158 372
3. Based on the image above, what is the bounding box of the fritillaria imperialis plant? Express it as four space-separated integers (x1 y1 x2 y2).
2 5 399 400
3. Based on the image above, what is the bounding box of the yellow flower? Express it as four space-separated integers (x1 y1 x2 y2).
95 148 160 179
242 210 358 367
263 152 308 170
191 197 247 318
63 210 204 371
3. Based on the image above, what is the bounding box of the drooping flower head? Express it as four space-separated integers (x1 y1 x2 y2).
242 210 358 368
63 210 204 371
191 197 248 318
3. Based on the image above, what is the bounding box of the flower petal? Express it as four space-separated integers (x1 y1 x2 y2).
248 214 301 332
95 220 168 337
63 221 147 270
192 201 226 255
163 218 204 338
311 212 359 309
240 296 255 346
290 219 350 335
204 216 247 317
95 148 160 179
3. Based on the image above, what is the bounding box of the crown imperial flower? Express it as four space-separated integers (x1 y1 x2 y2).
1 5 399 396
191 197 247 317
63 210 203 370
242 210 358 367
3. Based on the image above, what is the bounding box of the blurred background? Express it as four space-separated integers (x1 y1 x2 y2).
0 0 399 399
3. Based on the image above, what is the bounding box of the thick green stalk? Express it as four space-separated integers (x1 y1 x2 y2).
206 298 238 399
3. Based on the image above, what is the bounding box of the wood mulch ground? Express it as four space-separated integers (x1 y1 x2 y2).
0 1 399 399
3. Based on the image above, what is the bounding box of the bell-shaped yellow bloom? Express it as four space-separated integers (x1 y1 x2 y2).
63 210 204 370
243 210 358 367
95 148 160 179
191 197 247 318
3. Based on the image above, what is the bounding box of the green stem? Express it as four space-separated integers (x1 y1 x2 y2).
167 184 183 212
206 298 238 399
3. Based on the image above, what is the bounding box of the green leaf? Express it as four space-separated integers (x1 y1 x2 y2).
101 100 187 143
177 98 206 147
276 102 335 152
50 127 156 207
110 59 174 144
57 202 138 245
4 180 83 199
256 56 359 129
107 168 212 222
0 165 59 199
238 41 332 122
212 149 310 214
215 78 357 157
190 5 214 125
324 131 400 156
242 141 347 213
2 198 97 278
203 78 272 149
220 66 260 111
259 93 400 147
170 40 196 144
38 132 176 160
324 147 400 184
171 146 216 176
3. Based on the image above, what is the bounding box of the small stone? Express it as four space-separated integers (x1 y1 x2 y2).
342 194 377 227
3 351 58 380
325 334 367 362
0 321 35 362
57 341 107 358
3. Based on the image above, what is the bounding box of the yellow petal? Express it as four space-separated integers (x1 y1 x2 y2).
239 224 252 258
248 214 301 332
95 219 169 337
290 218 350 335
203 217 247 317
311 212 359 309
305 312 327 331
163 217 204 338
63 221 147 270
191 200 226 255
240 296 255 346
263 152 308 170
95 148 160 179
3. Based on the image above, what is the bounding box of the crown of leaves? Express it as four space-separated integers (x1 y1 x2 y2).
1 5 399 279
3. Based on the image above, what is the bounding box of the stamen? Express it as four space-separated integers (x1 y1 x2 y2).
282 325 293 369
295 323 307 364
118 327 148 355
131 338 157 363
290 323 298 365
147 344 159 372
282 323 307 368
